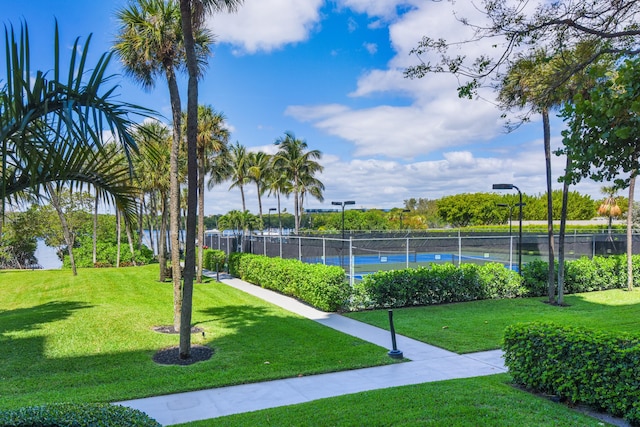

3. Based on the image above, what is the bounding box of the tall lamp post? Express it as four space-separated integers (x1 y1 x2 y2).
331 200 355 269
493 184 523 275
267 208 276 233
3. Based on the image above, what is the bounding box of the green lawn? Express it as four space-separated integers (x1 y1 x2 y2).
178 374 611 427
345 289 640 353
0 266 395 409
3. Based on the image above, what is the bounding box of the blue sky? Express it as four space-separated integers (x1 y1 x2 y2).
3 0 611 215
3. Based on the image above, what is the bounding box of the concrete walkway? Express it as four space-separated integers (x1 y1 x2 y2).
117 273 507 426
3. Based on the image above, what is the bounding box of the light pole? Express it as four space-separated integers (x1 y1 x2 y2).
268 208 276 233
332 200 355 269
331 201 355 240
493 184 523 275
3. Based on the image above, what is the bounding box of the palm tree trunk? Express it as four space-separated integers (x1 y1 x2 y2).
125 219 137 266
138 192 145 250
93 188 98 265
256 183 263 222
543 109 556 303
627 171 636 291
197 150 205 283
558 154 572 306
158 193 169 282
240 185 246 212
116 209 122 268
179 0 198 359
164 63 183 332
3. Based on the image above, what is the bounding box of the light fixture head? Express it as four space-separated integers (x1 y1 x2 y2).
492 183 514 190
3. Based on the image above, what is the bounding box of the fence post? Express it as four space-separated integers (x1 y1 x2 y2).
298 237 302 261
406 237 409 268
349 236 354 287
279 234 283 258
322 237 326 265
458 230 462 266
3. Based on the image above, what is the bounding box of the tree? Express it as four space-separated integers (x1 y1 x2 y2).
273 132 324 234
115 0 213 331
178 0 243 359
224 142 250 211
560 57 640 291
247 151 271 224
598 186 622 235
132 121 173 281
192 105 229 283
1 24 146 232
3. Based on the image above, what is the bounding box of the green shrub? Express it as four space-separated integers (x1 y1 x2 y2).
564 256 624 293
203 249 226 272
353 262 520 310
228 253 350 312
0 403 160 426
477 262 526 299
521 259 555 297
503 322 640 425
62 240 155 268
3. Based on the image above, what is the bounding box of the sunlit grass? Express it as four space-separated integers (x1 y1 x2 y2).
346 289 640 353
0 266 396 409
178 374 610 427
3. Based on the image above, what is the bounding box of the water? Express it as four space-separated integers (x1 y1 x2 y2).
34 239 62 270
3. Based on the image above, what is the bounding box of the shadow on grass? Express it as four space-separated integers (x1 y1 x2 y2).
0 301 93 334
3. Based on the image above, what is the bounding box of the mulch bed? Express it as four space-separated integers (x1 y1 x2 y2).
152 345 214 366
151 325 211 365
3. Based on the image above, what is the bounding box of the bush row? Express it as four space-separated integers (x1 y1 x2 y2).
521 255 640 296
0 403 160 426
503 322 640 425
228 253 350 312
203 249 226 272
353 262 526 309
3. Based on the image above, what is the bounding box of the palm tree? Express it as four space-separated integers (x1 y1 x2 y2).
225 142 251 212
186 105 229 282
273 132 324 233
178 0 243 359
598 186 622 236
132 121 173 281
114 0 213 332
247 151 271 223
264 167 292 236
1 24 147 234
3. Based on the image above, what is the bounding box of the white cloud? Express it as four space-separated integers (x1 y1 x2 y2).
208 0 323 54
363 42 378 54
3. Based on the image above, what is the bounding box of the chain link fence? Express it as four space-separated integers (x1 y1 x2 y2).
205 230 639 283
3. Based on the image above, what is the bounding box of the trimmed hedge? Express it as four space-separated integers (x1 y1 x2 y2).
203 249 226 272
353 262 524 309
0 403 160 426
503 322 640 425
228 253 350 312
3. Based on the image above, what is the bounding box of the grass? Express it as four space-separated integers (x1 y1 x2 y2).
177 374 610 427
0 265 395 409
345 289 640 353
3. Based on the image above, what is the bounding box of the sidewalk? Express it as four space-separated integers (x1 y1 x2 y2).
117 273 507 426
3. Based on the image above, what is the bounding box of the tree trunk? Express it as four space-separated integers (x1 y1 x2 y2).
125 219 137 266
179 0 198 359
138 191 145 250
93 188 98 265
164 63 183 332
46 183 77 276
627 172 636 291
557 154 572 306
158 193 169 282
543 109 556 303
197 147 205 283
116 209 121 268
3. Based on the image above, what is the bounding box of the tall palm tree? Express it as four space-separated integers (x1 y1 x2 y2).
114 0 213 332
1 24 147 235
178 0 243 359
247 151 271 223
184 105 229 282
132 121 173 281
264 166 292 236
225 142 250 212
273 132 324 233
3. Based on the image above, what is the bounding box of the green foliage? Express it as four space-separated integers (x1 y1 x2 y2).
0 403 160 426
520 259 554 297
61 237 154 268
353 262 522 309
228 253 349 311
0 209 39 268
503 322 640 424
203 249 226 271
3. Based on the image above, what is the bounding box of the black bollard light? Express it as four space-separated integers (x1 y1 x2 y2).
387 310 403 359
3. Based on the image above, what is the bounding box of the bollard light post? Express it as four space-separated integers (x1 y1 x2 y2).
493 184 523 275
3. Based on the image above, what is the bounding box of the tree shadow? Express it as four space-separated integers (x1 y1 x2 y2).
0 301 93 335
